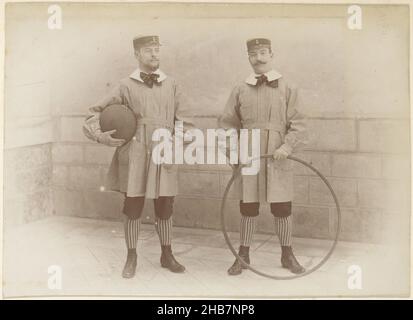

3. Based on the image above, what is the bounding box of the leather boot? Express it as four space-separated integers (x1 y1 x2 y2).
227 246 250 276
281 246 306 274
160 245 185 273
122 251 137 279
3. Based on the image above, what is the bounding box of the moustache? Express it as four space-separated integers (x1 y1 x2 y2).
253 61 267 66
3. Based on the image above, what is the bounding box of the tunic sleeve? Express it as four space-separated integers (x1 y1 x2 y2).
217 86 242 157
217 86 241 130
82 84 126 142
173 82 196 142
279 85 309 154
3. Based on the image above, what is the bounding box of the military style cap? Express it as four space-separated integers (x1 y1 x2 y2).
246 38 271 51
133 35 161 50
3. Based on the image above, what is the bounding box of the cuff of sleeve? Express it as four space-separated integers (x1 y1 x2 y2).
94 130 103 143
83 126 100 143
278 143 293 156
175 129 193 145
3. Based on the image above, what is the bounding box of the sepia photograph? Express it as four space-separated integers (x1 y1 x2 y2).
1 1 411 300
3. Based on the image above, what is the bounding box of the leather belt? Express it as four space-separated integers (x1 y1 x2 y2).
241 121 285 133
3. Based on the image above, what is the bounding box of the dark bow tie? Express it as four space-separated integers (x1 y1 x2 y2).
255 74 278 88
140 72 160 88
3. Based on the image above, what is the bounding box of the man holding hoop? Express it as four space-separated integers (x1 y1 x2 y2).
218 38 308 275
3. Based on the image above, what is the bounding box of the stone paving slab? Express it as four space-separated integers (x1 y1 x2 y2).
2 216 409 298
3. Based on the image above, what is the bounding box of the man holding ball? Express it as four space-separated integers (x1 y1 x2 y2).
83 35 193 279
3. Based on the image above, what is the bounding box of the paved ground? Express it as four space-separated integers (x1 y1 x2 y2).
2 216 409 298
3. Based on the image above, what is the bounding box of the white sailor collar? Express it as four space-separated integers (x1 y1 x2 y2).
245 69 282 85
129 68 167 83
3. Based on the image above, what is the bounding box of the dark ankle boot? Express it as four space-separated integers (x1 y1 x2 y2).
160 245 185 273
281 246 305 274
228 246 250 276
122 251 137 279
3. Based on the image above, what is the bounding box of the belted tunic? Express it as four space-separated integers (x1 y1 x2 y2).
83 68 194 199
218 70 308 203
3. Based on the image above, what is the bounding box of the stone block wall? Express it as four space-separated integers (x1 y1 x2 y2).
3 145 54 228
3 3 410 245
51 115 410 244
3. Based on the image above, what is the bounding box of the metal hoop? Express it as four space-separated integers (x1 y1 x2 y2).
220 154 341 280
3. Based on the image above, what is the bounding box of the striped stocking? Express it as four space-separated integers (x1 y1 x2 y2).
240 216 257 247
274 216 292 246
125 218 140 250
155 217 172 246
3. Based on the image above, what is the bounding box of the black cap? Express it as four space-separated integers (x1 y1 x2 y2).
246 38 271 51
133 35 161 50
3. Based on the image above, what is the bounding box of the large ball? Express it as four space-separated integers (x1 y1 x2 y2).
99 104 137 142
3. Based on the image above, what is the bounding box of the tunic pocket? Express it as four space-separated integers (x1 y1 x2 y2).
117 139 147 165
274 158 293 171
239 104 253 121
117 141 132 165
239 91 255 121
162 163 177 173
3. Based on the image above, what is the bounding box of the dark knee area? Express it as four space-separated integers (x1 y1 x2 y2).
270 201 292 217
240 201 260 217
154 197 174 219
123 196 145 219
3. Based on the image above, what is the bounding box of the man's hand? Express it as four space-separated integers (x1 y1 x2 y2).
273 147 289 160
97 129 126 147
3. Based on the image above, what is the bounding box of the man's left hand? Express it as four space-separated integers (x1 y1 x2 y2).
273 147 290 160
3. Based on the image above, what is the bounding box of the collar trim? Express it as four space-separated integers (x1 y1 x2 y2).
129 68 167 82
245 69 282 85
